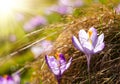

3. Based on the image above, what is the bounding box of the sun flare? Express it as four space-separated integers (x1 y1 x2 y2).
0 0 15 14
0 0 27 17
0 0 29 37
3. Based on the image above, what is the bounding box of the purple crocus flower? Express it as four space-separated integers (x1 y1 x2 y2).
0 74 20 84
31 40 53 58
55 5 73 14
72 27 105 72
45 53 72 84
15 13 24 21
115 4 120 14
23 16 47 32
9 34 16 42
45 5 73 15
59 0 83 8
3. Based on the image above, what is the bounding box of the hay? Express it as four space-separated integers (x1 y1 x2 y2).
31 4 120 84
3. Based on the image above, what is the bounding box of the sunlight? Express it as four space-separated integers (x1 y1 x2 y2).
0 0 15 14
0 0 27 17
0 0 29 37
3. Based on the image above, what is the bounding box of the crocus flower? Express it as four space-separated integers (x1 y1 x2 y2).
23 16 47 32
9 34 16 42
72 27 105 72
0 74 20 84
15 13 24 21
54 5 73 14
31 40 53 58
59 0 83 8
45 5 73 15
45 53 72 84
115 4 120 14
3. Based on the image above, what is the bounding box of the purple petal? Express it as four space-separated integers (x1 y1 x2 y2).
94 42 105 53
15 13 24 21
88 27 97 47
60 57 72 74
65 57 72 70
7 76 14 84
41 40 53 52
82 42 94 55
50 5 72 14
31 40 53 58
59 0 71 6
59 53 66 74
31 46 43 58
60 64 66 75
59 53 66 64
56 5 68 14
24 16 47 32
59 0 83 7
72 36 84 52
73 0 83 7
30 16 47 26
79 29 88 44
45 5 57 15
23 23 35 32
0 77 4 84
7 80 15 84
115 4 120 14
45 55 60 75
9 35 16 42
12 74 20 84
96 33 104 47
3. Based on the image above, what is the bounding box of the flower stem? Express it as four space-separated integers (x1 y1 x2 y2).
86 55 91 84
57 78 61 84
88 70 91 84
56 76 61 84
87 55 90 73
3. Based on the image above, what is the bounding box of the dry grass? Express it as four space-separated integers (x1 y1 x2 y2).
31 4 120 84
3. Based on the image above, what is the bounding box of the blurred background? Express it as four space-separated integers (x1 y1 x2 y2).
0 0 120 84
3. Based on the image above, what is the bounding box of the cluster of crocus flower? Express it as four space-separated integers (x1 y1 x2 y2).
31 40 53 58
23 16 47 32
45 53 72 84
72 27 105 72
45 0 83 15
0 74 20 84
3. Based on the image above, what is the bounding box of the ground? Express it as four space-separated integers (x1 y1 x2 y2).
31 3 120 84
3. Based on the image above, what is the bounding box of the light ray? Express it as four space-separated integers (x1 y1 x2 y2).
0 0 29 37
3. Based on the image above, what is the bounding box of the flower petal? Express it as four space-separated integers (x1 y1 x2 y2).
59 53 66 64
94 42 105 53
59 53 66 75
72 36 84 52
45 55 60 75
60 57 72 74
0 77 4 84
96 33 104 47
7 76 14 84
79 29 88 44
60 64 66 75
12 74 20 84
65 57 72 70
82 41 94 55
88 27 97 47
